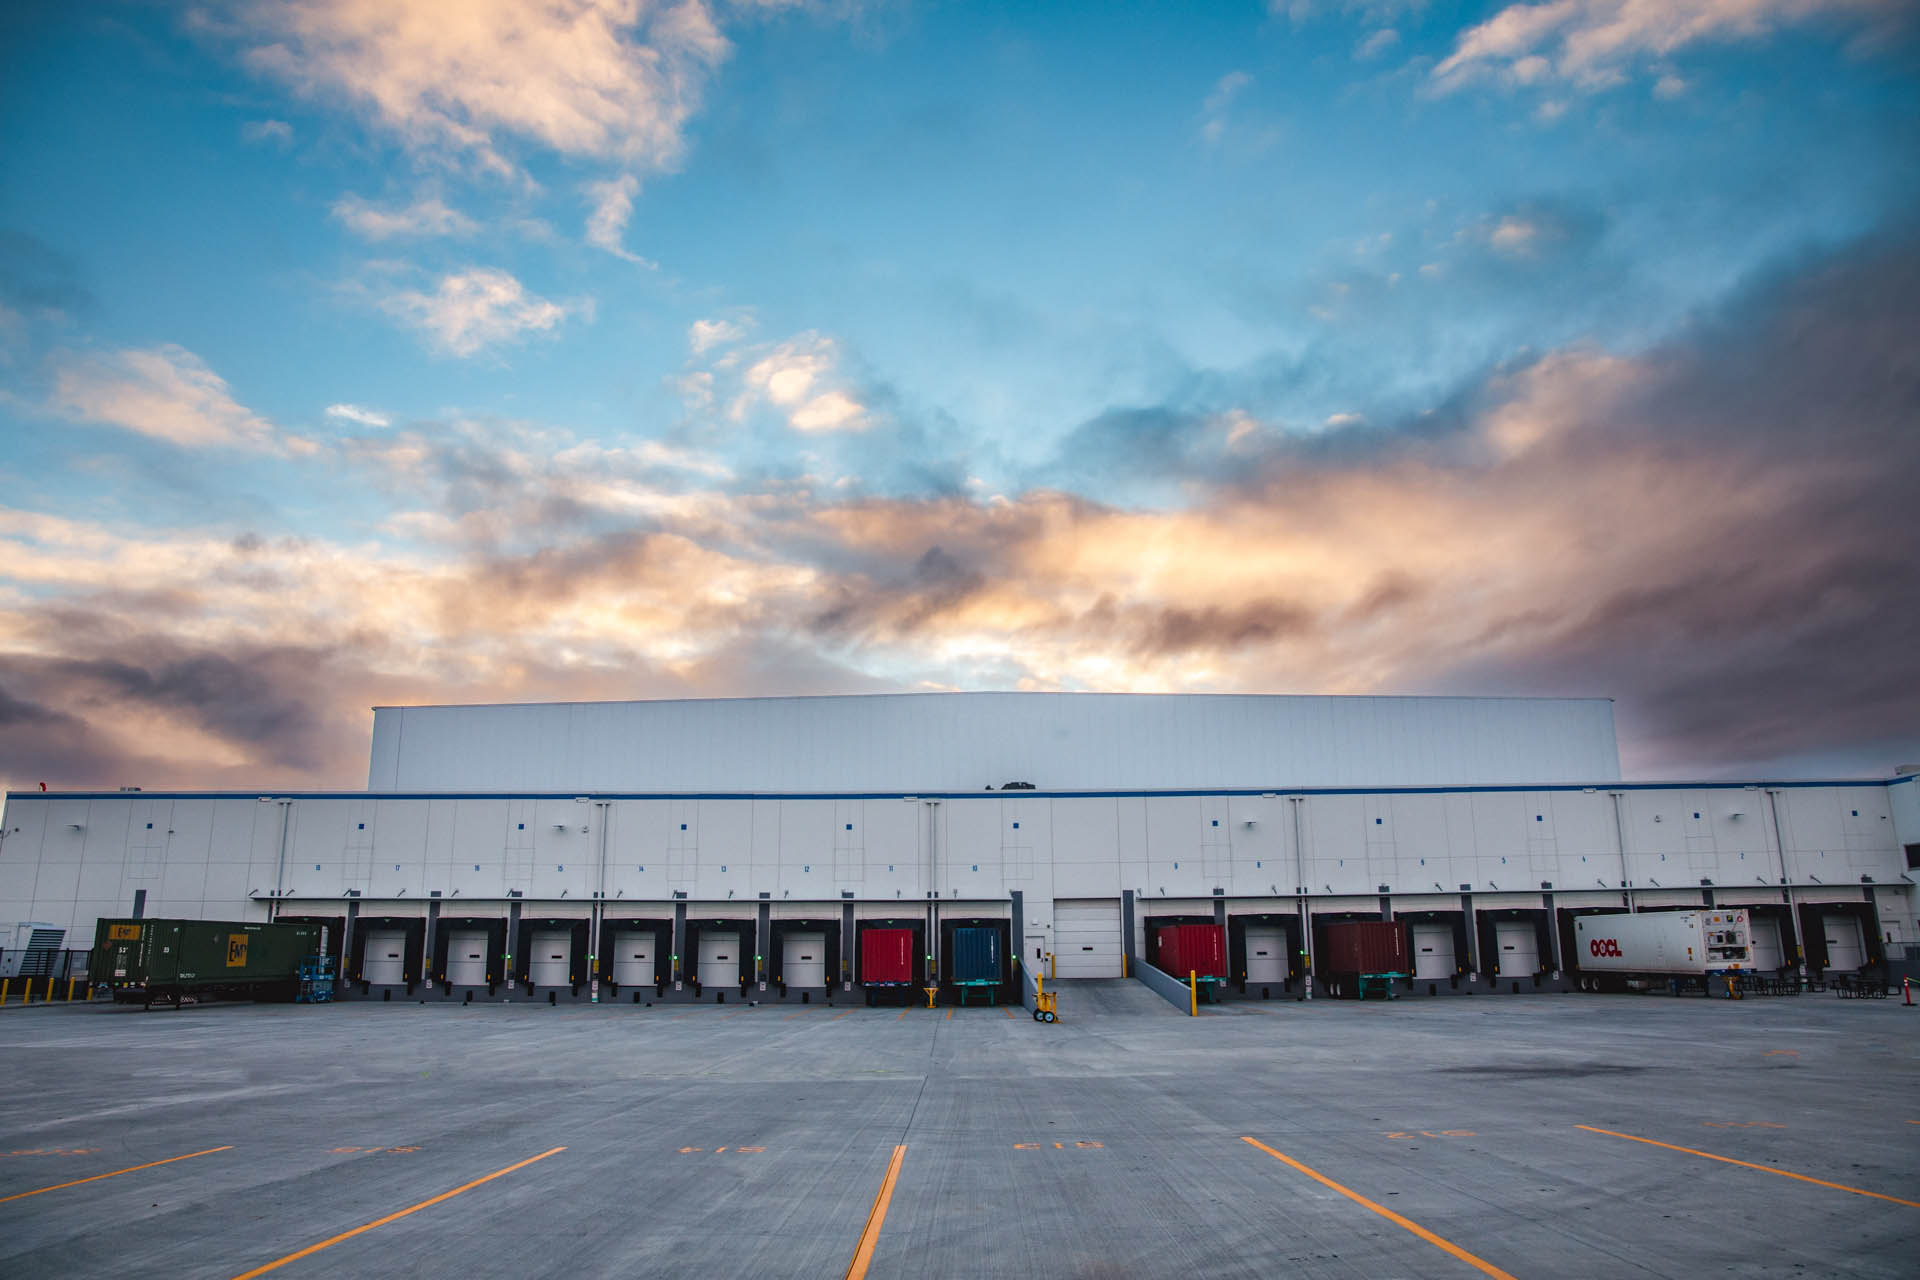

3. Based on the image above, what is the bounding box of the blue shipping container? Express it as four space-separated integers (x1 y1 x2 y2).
952 927 1001 983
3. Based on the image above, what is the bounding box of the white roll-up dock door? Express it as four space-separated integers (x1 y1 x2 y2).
362 929 406 984
697 930 740 985
1244 927 1286 982
1412 924 1455 980
782 932 826 987
446 930 488 985
1053 900 1122 978
1748 916 1784 970
1494 920 1539 975
612 931 655 986
530 930 572 986
1822 914 1866 972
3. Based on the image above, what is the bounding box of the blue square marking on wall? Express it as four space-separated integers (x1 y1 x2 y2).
358 823 365 830
474 864 480 871
146 823 152 829
1255 860 1261 868
1852 809 1859 817
803 864 810 872
1211 819 1219 827
1694 812 1700 819
1173 861 1179 869
557 865 563 872
888 864 893 872
517 823 524 830
971 864 978 871
846 823 853 830
1535 815 1543 822
1012 822 1020 829
680 823 687 830
316 864 322 871
720 865 726 873
1375 818 1383 825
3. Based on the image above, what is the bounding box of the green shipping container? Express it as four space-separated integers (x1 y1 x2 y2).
91 918 324 1008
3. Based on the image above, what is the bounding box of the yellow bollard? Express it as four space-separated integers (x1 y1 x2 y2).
67 977 77 1002
1122 952 1128 978
1 978 9 1006
1047 952 1055 980
1189 969 1198 1017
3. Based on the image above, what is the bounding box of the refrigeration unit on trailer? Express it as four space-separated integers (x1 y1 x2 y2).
1574 910 1750 993
1320 921 1409 1000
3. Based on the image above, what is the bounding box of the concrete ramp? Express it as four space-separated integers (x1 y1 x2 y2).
1050 977 1179 1018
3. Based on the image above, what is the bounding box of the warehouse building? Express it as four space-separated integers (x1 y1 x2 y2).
2 692 1915 1000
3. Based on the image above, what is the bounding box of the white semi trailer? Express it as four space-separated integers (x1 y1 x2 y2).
1573 910 1751 993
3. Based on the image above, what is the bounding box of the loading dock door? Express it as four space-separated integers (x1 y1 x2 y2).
1822 914 1866 972
697 930 740 985
782 932 826 987
612 932 655 986
446 930 487 985
1748 916 1784 971
1412 924 1455 980
1494 921 1539 976
529 930 572 986
1244 928 1286 983
362 929 406 984
1052 900 1122 978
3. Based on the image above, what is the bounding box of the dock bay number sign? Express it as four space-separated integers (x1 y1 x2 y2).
226 934 250 967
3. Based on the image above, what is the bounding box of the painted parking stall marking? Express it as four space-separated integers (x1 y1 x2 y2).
844 1145 907 1280
229 1146 566 1279
0 1145 234 1204
1241 1136 1519 1280
1575 1126 1920 1208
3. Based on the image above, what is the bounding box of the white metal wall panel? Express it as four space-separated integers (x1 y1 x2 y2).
368 693 1621 793
1053 898 1121 978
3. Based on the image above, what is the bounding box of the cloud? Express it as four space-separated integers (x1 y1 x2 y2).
46 344 307 453
331 192 476 239
325 402 390 427
1199 69 1252 144
739 333 871 433
1432 0 1910 95
583 173 656 265
3 225 1916 786
689 316 748 355
375 267 572 357
225 0 732 177
240 118 294 146
1355 28 1401 60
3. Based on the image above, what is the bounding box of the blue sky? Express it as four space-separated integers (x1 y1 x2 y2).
1 0 1916 788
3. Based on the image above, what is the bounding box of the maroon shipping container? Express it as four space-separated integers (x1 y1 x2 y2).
860 927 916 985
1320 921 1409 975
1155 924 1227 980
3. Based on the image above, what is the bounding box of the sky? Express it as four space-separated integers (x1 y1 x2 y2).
0 0 1916 792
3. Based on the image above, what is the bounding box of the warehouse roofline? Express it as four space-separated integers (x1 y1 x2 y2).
367 690 1618 712
10 774 1911 804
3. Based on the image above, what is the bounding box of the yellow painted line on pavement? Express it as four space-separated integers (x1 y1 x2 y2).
1241 1136 1517 1280
231 1147 565 1279
1576 1126 1920 1208
896 1006 908 1021
0 1145 234 1203
844 1145 907 1280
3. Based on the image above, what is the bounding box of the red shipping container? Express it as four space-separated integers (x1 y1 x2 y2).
1154 924 1227 980
1320 921 1409 975
860 927 916 985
